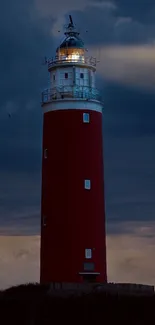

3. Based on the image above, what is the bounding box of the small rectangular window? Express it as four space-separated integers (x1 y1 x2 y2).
80 73 84 78
84 179 91 190
65 73 68 79
84 262 95 271
44 149 48 159
43 216 47 226
53 74 55 81
83 113 90 123
85 248 92 259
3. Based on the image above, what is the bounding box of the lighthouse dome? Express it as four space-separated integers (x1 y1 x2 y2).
58 35 84 51
56 32 85 62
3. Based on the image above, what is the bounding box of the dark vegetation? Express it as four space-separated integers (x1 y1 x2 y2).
0 283 155 324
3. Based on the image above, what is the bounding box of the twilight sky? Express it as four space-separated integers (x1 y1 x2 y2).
0 0 155 289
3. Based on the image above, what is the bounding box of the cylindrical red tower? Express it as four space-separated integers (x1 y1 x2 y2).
40 16 107 285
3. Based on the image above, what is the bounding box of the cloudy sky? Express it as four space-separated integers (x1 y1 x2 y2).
0 0 155 289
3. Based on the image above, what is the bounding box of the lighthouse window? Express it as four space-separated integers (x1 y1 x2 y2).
84 179 91 190
44 149 48 159
85 249 92 259
84 262 95 271
83 113 90 123
65 73 68 79
43 216 47 226
53 74 55 81
80 73 84 78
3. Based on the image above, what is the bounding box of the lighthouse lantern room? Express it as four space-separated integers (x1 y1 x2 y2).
40 15 107 285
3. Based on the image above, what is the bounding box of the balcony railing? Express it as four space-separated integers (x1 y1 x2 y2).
41 86 102 104
47 55 97 69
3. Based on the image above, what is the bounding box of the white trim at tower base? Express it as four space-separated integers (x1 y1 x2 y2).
42 99 103 114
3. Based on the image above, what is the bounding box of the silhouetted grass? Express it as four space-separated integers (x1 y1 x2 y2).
0 282 154 324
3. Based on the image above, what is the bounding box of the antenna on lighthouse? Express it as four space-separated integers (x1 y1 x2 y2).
69 15 73 27
65 15 80 35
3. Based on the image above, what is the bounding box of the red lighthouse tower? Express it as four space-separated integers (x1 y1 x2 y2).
40 16 107 285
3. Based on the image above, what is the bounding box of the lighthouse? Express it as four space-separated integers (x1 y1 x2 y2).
40 16 107 285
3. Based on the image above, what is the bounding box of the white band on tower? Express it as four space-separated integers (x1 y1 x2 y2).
42 99 103 114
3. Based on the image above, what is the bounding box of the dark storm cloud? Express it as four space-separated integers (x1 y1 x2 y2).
0 172 40 235
73 0 155 45
103 83 155 137
0 0 52 106
0 108 42 172
113 0 155 24
0 0 54 173
104 134 155 224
